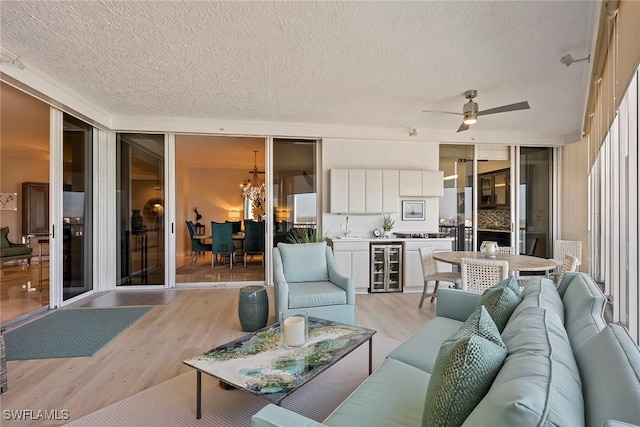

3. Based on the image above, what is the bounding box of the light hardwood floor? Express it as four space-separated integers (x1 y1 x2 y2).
1 287 436 426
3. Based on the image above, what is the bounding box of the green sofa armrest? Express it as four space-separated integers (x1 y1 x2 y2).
252 404 325 427
435 288 481 322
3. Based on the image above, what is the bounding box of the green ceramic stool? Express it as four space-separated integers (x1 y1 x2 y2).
238 286 269 332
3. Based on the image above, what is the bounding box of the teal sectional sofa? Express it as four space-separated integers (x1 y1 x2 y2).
253 272 640 427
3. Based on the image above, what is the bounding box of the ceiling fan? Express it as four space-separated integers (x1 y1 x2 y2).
423 90 530 133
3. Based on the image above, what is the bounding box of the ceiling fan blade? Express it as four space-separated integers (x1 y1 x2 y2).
456 122 470 133
422 110 463 116
478 101 530 116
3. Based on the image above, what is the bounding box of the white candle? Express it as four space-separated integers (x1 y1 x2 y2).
283 316 306 347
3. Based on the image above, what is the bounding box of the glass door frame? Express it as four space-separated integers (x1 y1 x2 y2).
49 109 100 308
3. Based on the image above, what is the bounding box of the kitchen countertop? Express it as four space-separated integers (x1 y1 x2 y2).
328 236 454 243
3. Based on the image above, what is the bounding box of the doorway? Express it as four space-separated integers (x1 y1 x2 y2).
0 83 51 323
174 135 266 284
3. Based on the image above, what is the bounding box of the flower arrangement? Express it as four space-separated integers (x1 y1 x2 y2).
382 215 395 231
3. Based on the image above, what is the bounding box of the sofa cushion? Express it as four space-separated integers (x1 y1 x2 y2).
422 307 507 427
324 358 430 427
388 317 464 373
464 306 584 426
508 277 564 325
574 324 640 427
287 282 347 308
562 272 606 349
476 285 520 332
277 242 329 283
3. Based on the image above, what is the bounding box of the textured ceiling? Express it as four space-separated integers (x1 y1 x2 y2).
0 1 597 141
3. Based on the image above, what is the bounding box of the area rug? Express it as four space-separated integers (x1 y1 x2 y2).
66 335 401 427
4 307 153 360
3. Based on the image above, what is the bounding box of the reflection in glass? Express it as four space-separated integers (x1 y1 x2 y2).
439 145 474 251
519 147 553 258
116 133 165 286
62 113 93 301
273 139 317 245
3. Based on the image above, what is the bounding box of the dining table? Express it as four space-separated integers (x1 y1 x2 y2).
432 251 558 273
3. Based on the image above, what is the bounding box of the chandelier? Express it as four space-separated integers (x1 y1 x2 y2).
242 151 266 219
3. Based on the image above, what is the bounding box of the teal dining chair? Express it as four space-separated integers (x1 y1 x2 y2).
243 220 265 267
211 221 236 269
185 221 211 264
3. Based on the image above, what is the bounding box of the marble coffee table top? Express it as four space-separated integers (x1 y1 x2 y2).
184 317 376 404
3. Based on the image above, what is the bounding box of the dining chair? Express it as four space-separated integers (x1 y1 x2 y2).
418 247 461 307
555 254 580 287
522 237 538 256
461 257 509 294
553 240 582 268
498 246 514 254
185 221 211 264
243 220 265 267
211 221 236 269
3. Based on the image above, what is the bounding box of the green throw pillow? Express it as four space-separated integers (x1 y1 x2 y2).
492 275 521 300
422 306 507 427
477 286 521 332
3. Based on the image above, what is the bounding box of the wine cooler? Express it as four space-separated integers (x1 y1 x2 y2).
370 243 403 293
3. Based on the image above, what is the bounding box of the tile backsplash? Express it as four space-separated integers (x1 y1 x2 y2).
478 208 511 230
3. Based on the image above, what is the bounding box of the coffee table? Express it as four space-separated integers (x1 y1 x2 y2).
183 317 376 419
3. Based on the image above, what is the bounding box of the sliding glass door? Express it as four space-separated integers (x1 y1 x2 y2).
116 133 165 286
61 114 94 301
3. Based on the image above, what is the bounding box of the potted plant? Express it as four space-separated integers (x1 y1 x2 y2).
382 215 395 238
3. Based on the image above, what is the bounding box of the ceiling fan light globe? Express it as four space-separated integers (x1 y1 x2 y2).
463 113 477 125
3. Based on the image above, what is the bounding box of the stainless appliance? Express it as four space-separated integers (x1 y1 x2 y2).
370 243 403 293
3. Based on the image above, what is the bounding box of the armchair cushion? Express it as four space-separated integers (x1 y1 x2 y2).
277 242 329 283
288 282 348 309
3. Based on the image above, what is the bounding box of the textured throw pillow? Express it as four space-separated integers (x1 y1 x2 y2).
422 306 507 427
477 286 520 332
493 275 521 300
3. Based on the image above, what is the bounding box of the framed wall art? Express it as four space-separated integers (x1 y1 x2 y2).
0 192 18 211
402 200 425 221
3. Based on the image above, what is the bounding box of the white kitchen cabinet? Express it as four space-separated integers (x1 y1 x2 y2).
399 170 444 197
365 169 383 213
348 169 366 213
399 170 422 196
329 169 349 213
330 168 398 214
382 169 399 213
330 240 370 292
421 171 444 197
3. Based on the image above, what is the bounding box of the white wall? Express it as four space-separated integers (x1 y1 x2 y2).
322 138 440 237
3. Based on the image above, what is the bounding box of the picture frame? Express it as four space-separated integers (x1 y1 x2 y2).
0 192 18 211
402 200 425 221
